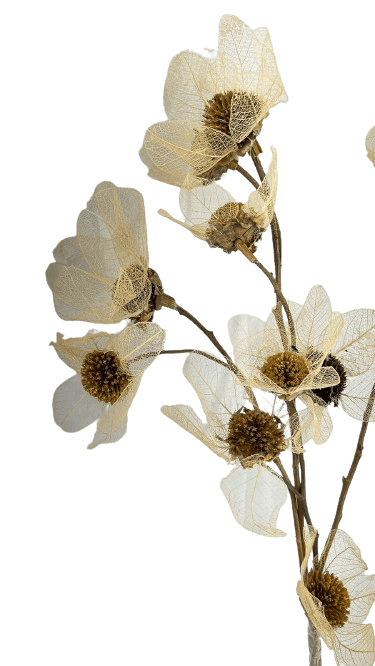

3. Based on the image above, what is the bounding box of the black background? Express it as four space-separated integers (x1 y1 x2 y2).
42 7 375 663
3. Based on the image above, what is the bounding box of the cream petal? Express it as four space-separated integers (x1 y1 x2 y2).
161 404 231 462
183 353 245 440
341 368 375 422
179 180 235 228
332 310 375 376
242 147 278 230
323 530 368 583
87 376 141 449
158 208 208 241
228 314 266 376
366 126 375 166
53 374 106 432
139 144 191 188
52 236 90 271
346 575 375 625
163 50 215 122
116 322 165 374
334 623 375 666
141 119 237 180
220 463 287 537
294 285 334 353
218 15 287 107
297 394 333 445
51 330 111 373
51 265 121 324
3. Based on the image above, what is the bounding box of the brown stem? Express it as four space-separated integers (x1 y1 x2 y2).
235 163 260 190
235 240 296 350
274 457 304 566
160 349 231 369
320 381 375 570
160 299 259 409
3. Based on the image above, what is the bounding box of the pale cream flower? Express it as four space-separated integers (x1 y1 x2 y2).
51 322 165 449
298 527 375 666
366 126 375 166
46 182 163 324
140 15 287 187
288 285 375 436
159 147 277 254
162 352 303 536
228 307 341 404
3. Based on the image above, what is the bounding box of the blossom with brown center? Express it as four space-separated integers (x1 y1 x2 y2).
159 148 277 254
260 352 310 390
297 527 375 666
46 182 164 324
51 322 165 449
140 15 286 187
162 353 302 537
286 285 375 441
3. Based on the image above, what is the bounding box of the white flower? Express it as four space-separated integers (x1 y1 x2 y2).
228 307 341 403
51 322 165 449
288 285 375 434
162 353 303 536
159 147 277 253
366 126 375 166
140 15 287 187
297 527 375 666
46 182 163 324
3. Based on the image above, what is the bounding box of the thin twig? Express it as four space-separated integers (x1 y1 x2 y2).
320 381 375 570
235 163 260 189
235 240 296 349
272 456 302 499
160 297 259 409
160 349 231 369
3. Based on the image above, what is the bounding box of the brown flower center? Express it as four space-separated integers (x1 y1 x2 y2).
260 352 310 389
81 350 130 404
306 569 350 629
311 353 347 407
206 202 261 254
226 408 286 465
196 90 267 183
202 91 265 149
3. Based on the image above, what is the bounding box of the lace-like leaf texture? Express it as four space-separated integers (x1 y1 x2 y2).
366 126 375 166
46 182 154 324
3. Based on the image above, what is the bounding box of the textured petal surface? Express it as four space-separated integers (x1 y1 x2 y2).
118 322 166 374
183 353 245 440
341 368 375 422
220 463 287 537
297 394 333 445
366 126 375 166
334 623 375 666
53 374 106 432
161 404 231 462
87 376 141 449
332 310 375 376
243 147 277 229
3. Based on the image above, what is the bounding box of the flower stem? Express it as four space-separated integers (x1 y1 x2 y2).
320 380 375 569
235 163 260 189
308 620 322 666
234 241 296 350
274 457 305 566
159 296 259 409
160 349 232 369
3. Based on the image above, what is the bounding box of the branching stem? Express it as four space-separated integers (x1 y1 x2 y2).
320 381 375 569
235 163 260 189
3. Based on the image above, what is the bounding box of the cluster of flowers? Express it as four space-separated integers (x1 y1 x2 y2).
47 15 375 666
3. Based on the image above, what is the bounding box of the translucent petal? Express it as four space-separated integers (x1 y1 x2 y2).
163 50 214 122
341 368 375 422
116 322 166 374
183 353 245 440
294 285 334 353
87 376 141 449
218 15 288 107
161 404 231 462
297 394 333 445
242 147 277 230
179 181 235 228
51 331 106 373
334 623 375 666
323 530 369 583
220 463 287 537
228 314 266 375
346 575 375 624
332 309 375 376
53 374 105 432
52 236 89 271
158 208 207 241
